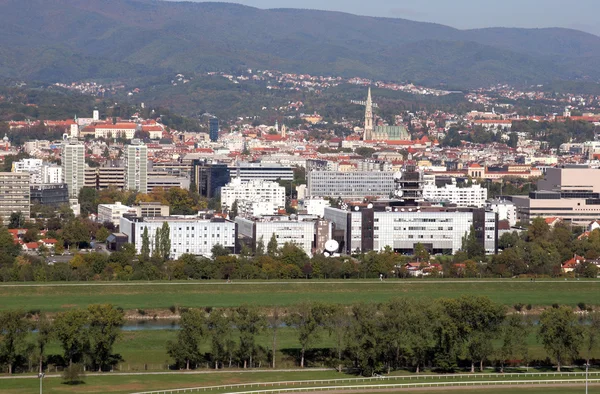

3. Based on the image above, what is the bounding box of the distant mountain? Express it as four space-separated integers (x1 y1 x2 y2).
1 0 599 87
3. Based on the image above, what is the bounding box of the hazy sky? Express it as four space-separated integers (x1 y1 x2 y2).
181 0 600 36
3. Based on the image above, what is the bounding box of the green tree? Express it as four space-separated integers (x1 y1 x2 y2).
499 314 530 372
152 227 161 260
256 236 265 257
35 313 53 374
140 227 150 262
235 305 266 368
346 303 384 376
323 304 349 372
211 244 231 260
167 309 205 370
286 302 325 368
62 218 90 249
413 243 430 262
0 310 30 374
229 200 238 220
160 222 171 261
267 233 278 257
53 309 90 366
538 305 583 371
582 311 600 366
87 304 125 372
78 187 99 216
95 227 110 243
462 226 485 260
8 212 25 229
206 310 233 369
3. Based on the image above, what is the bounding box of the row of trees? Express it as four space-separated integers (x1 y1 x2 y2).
0 305 124 374
168 298 600 375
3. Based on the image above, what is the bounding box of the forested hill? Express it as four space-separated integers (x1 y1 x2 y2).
1 0 600 87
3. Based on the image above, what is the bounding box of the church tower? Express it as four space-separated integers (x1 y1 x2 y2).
363 87 374 141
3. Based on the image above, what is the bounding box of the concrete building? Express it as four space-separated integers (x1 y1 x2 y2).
487 199 518 226
147 175 189 192
98 202 134 227
30 183 69 206
84 167 125 190
307 171 395 199
94 123 138 139
235 215 330 257
221 178 285 211
511 166 600 226
300 198 331 217
209 118 219 142
133 202 170 217
0 172 30 223
120 214 236 259
124 140 148 193
423 178 487 208
13 159 63 185
324 202 497 255
236 200 281 218
230 163 294 183
61 140 85 198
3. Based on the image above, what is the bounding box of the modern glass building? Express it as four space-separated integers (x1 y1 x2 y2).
209 118 219 142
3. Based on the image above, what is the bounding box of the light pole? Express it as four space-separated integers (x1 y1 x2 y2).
586 362 589 394
38 372 44 394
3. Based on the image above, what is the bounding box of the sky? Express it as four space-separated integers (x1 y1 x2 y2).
181 0 600 36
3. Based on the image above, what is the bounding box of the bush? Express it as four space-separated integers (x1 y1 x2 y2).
168 305 177 314
577 302 587 311
62 363 85 385
137 309 146 316
513 303 524 312
526 304 532 311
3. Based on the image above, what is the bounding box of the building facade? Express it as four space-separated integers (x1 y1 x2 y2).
235 215 330 257
61 141 85 198
30 183 69 206
0 172 30 223
191 160 230 198
229 163 294 183
84 167 125 190
124 140 148 193
221 178 286 211
209 118 219 142
98 202 134 227
324 204 497 255
120 215 236 259
423 179 487 208
307 171 395 199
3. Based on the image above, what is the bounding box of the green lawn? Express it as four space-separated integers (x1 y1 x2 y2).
0 279 599 312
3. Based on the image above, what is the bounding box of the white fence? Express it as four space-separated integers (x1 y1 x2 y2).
132 372 600 394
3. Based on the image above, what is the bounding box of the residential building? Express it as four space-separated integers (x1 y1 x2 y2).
307 171 395 199
221 178 285 211
236 200 281 217
61 140 85 198
324 202 497 255
300 198 331 217
30 183 69 206
98 202 134 227
124 140 148 193
120 214 236 259
191 160 230 198
13 159 63 185
0 172 30 224
235 215 330 257
147 175 189 192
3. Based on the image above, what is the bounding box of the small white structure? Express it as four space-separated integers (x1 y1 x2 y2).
487 199 518 227
423 178 487 208
300 198 331 217
221 177 285 212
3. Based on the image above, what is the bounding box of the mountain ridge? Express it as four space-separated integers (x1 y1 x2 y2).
1 0 599 87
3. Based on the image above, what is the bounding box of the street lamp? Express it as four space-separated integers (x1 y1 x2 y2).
38 372 45 394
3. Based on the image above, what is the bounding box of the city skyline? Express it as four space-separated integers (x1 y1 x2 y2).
179 0 600 36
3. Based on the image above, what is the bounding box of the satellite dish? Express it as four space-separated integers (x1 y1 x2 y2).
354 206 360 211
367 203 373 209
325 239 339 253
394 189 404 197
408 208 413 212
323 251 331 257
393 171 403 181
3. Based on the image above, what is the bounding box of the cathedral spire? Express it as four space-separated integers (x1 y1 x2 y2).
364 87 374 141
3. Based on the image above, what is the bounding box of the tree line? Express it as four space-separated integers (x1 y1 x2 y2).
3 298 598 376
0 304 124 375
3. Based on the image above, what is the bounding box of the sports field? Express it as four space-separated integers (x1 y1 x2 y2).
0 279 598 312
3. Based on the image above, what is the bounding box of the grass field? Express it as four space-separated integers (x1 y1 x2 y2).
1 279 599 312
0 370 599 394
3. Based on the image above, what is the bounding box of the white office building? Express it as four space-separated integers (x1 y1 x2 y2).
62 140 85 198
120 215 236 259
423 178 487 208
237 200 280 217
236 215 331 257
13 159 63 185
124 140 148 193
324 204 497 255
300 198 331 217
221 178 286 211
307 171 395 199
98 202 134 227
